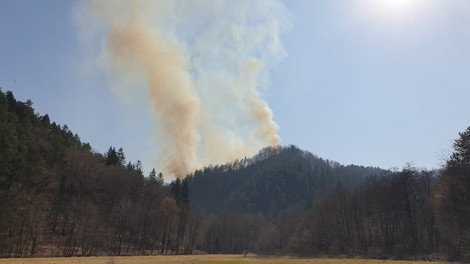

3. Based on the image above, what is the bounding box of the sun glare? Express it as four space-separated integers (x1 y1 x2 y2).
381 0 415 10
356 0 432 31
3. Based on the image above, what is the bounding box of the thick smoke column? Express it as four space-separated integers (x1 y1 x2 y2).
107 5 200 177
77 0 289 177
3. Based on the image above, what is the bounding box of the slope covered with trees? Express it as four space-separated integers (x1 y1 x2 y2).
1 89 470 261
290 127 470 261
433 126 470 260
187 145 386 216
0 89 196 257
184 125 470 261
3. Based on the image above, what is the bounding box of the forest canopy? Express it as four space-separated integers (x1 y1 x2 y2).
0 89 469 261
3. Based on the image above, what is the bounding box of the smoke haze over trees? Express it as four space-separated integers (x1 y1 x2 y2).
1 89 470 261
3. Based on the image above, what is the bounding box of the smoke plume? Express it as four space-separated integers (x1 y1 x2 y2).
76 0 289 177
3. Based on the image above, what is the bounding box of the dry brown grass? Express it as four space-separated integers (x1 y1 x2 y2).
0 255 447 264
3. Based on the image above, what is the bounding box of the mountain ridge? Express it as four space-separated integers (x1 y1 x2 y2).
187 145 388 216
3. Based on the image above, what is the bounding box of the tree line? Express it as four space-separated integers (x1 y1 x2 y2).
187 145 386 216
189 128 470 261
0 89 198 257
294 126 470 261
1 88 469 261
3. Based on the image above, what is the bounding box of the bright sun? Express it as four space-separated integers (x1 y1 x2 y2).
358 0 430 29
381 0 414 9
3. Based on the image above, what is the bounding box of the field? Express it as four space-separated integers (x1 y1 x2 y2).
0 255 446 264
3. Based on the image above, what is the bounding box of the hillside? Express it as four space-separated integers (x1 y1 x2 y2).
187 145 387 216
0 89 183 257
1 89 470 261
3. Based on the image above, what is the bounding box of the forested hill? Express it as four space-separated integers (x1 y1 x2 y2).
187 146 388 216
0 89 184 257
3 89 470 261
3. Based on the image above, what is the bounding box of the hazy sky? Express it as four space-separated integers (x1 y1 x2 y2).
1 0 469 175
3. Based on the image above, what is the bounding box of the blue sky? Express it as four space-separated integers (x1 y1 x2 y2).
1 0 469 174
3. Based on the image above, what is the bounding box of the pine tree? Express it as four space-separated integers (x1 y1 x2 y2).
117 147 126 166
434 126 470 260
104 147 119 166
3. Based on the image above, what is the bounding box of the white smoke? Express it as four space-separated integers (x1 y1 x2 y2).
75 0 290 177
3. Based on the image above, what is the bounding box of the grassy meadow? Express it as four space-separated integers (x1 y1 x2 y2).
0 255 447 264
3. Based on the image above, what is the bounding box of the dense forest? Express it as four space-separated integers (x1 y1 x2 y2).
1 89 470 261
187 145 387 216
0 89 195 257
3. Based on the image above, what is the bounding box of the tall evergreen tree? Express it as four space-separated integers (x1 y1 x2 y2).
171 178 182 204
434 126 470 260
104 147 119 166
117 147 126 166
